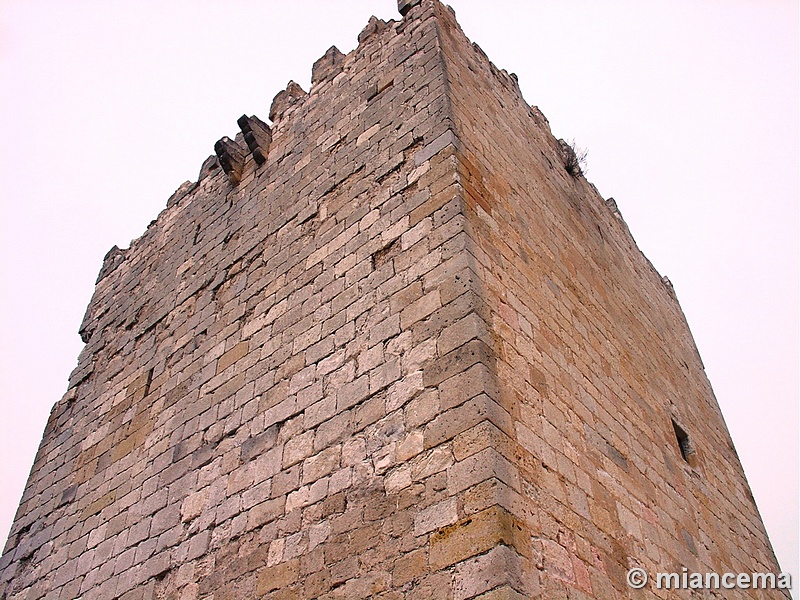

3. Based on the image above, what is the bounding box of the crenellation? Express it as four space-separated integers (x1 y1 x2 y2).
310 46 346 88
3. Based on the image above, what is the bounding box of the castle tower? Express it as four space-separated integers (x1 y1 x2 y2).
0 2 785 598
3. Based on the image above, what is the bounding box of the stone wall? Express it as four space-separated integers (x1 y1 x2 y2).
433 5 785 597
0 1 783 599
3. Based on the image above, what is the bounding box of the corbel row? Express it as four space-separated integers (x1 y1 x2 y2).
213 115 272 186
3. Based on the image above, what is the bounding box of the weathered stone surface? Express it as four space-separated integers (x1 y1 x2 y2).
357 15 388 44
398 0 423 17
237 114 272 165
213 136 245 185
268 80 307 122
95 244 126 285
0 1 783 600
310 45 345 86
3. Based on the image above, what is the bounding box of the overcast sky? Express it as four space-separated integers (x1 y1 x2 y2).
1 0 797 585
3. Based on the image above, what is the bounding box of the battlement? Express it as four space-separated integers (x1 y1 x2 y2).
84 0 630 359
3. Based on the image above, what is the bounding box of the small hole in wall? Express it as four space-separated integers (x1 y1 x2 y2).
372 237 401 268
672 419 697 467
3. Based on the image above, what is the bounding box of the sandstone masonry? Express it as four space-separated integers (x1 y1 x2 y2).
1 2 785 599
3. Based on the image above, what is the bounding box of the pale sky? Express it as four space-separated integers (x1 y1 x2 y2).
1 0 797 586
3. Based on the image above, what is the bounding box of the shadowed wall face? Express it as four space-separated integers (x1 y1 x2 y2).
0 1 784 599
434 6 785 597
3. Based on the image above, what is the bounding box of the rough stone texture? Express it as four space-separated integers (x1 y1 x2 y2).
311 46 346 86
0 2 784 599
268 80 307 123
213 136 245 186
236 115 272 167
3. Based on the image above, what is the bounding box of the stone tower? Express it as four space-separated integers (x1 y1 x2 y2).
0 1 785 598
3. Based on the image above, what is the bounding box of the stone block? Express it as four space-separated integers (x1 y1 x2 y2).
413 497 457 536
447 447 520 495
311 46 345 86
414 130 459 166
422 338 493 389
213 137 245 185
392 546 427 586
398 0 422 17
269 80 307 122
400 290 441 329
237 114 272 165
302 446 341 485
452 545 529 600
335 374 370 412
216 341 249 375
429 505 530 569
424 394 513 449
283 430 314 468
255 559 299 594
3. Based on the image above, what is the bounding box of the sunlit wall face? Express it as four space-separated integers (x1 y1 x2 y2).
1 0 796 587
